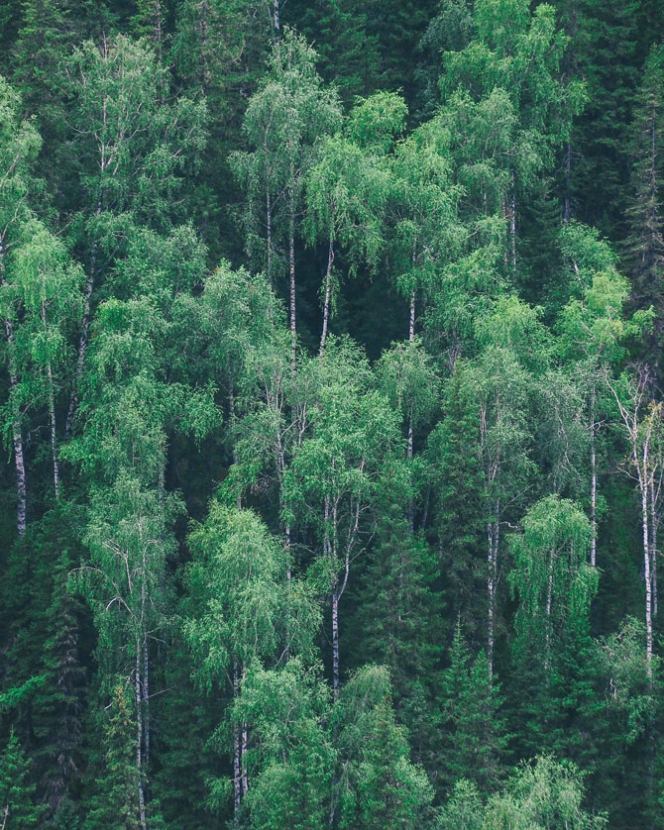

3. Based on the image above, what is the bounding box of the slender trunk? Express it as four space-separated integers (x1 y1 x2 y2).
487 510 499 684
41 301 60 500
563 141 571 224
233 663 241 824
319 238 334 355
273 0 280 33
509 181 517 278
66 194 102 436
545 547 554 675
241 724 248 798
331 583 340 702
0 244 26 536
136 645 148 830
590 385 597 567
142 629 150 763
405 290 416 529
651 475 658 617
289 188 296 374
642 463 654 679
266 184 272 291
5 324 26 536
409 290 415 343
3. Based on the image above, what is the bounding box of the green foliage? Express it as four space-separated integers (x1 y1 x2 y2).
1 4 664 827
438 624 507 795
83 685 141 830
0 730 44 829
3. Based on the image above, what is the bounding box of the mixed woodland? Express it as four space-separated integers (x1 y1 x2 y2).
2 0 664 827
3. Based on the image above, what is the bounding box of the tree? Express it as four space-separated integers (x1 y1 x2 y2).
230 659 333 830
0 729 44 829
0 76 42 536
184 505 318 822
231 29 341 370
63 34 207 431
305 94 401 353
437 623 507 796
484 754 606 829
330 665 436 830
624 44 664 370
282 341 401 698
84 685 141 830
509 495 600 762
610 368 664 679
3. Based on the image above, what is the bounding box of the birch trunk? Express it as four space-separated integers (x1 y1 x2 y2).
650 475 658 617
41 301 60 500
0 242 26 536
545 547 554 675
590 385 597 567
289 190 296 374
319 239 334 355
641 455 654 679
331 582 340 702
233 663 241 824
136 645 148 830
487 510 499 684
66 194 102 436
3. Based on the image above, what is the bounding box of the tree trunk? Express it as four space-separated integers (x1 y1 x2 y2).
66 191 103 437
331 583 340 702
289 189 296 374
41 301 60 500
487 511 499 684
642 458 654 679
233 663 241 824
266 183 273 291
563 141 572 224
545 547 554 675
409 290 416 343
590 384 597 567
509 181 517 278
319 238 334 355
650 474 658 617
135 645 148 830
0 243 26 536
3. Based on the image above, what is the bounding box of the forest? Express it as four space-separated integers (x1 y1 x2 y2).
1 0 664 827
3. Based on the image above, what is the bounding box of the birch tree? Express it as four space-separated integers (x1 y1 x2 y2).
0 77 41 536
232 29 341 370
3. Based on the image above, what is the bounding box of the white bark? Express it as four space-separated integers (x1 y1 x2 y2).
1 241 26 536
319 239 334 355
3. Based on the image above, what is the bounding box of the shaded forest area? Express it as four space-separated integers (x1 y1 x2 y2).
1 0 664 827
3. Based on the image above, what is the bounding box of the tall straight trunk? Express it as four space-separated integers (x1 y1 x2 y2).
240 668 248 797
590 384 597 567
241 722 249 797
641 462 654 679
0 244 26 536
509 182 517 278
563 141 572 224
289 189 296 373
545 547 554 676
273 0 280 33
331 583 340 702
266 183 273 291
142 629 150 762
319 238 334 355
650 475 658 616
41 301 60 500
233 663 241 824
487 510 499 684
135 645 148 830
66 195 102 436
